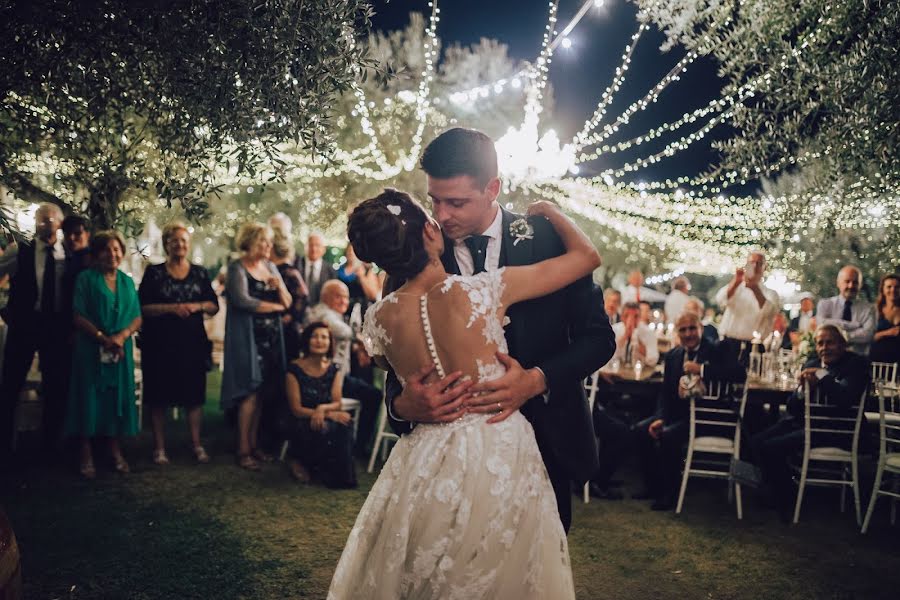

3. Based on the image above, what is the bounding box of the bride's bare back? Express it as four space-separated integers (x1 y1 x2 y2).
362 269 510 387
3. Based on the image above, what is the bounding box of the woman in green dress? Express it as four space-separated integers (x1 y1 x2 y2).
67 231 142 479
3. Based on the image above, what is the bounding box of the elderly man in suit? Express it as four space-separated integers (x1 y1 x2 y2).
751 324 869 517
384 127 616 532
0 203 72 459
635 312 746 510
817 265 876 356
297 232 337 308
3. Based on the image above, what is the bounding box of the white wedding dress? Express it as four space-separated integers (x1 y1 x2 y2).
327 269 575 600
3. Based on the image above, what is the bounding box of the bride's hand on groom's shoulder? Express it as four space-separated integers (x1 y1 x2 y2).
393 365 474 424
469 353 546 424
525 200 557 219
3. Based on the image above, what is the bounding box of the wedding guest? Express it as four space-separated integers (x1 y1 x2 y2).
610 302 659 367
817 265 877 356
635 312 745 510
639 301 653 326
751 324 869 517
221 222 291 471
268 212 294 239
270 225 309 360
604 288 622 325
664 276 691 324
67 231 142 478
298 232 337 307
871 273 900 366
621 269 645 304
139 222 219 465
714 250 780 365
785 292 816 349
336 243 382 315
0 203 70 459
284 322 356 488
61 214 92 309
304 279 381 456
683 297 719 344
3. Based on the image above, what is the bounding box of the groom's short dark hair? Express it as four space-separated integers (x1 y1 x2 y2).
420 128 498 188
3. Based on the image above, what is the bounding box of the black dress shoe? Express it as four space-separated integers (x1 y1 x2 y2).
632 489 655 500
589 483 624 500
651 497 675 511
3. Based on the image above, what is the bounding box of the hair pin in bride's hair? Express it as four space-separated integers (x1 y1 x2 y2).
386 204 402 216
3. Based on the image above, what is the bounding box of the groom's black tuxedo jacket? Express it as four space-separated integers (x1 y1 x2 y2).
384 208 615 482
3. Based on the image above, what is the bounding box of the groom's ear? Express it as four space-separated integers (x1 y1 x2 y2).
484 177 501 201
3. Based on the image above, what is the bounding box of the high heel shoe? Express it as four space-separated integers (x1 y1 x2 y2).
113 456 130 474
152 449 170 466
80 461 96 479
192 446 210 464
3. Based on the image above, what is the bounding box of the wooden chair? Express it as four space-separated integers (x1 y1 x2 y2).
792 383 867 525
861 382 900 533
676 380 748 519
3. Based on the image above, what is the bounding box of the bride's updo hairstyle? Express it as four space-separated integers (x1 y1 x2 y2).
347 188 431 281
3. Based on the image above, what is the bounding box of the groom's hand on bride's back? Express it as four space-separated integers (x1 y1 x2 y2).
393 365 473 423
469 353 547 424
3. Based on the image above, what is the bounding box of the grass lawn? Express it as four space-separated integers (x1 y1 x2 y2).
2 372 899 599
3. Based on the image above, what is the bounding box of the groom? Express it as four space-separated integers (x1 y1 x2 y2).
385 127 616 532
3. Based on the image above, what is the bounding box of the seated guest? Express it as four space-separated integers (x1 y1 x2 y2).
751 325 869 516
304 279 381 457
639 301 653 326
817 265 876 356
139 222 219 465
715 250 780 366
67 231 142 478
684 298 719 344
664 276 691 325
870 273 899 366
610 302 659 367
284 322 356 488
604 288 622 325
785 292 816 350
636 313 746 510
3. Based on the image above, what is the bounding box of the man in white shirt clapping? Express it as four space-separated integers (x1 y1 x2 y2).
610 302 659 368
714 250 780 365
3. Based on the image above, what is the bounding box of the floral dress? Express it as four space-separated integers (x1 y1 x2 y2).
327 269 574 600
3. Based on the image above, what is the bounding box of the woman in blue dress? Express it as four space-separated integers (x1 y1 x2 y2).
67 231 142 479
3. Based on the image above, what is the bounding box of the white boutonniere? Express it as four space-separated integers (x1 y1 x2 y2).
509 218 534 246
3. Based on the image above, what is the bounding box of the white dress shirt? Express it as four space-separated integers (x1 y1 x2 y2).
32 239 67 312
453 207 503 276
816 295 876 355
664 289 691 323
714 282 780 341
621 285 642 304
611 321 659 367
798 311 814 333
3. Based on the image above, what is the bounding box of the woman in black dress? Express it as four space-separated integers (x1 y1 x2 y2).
270 224 308 360
284 322 356 488
871 273 900 367
139 223 219 465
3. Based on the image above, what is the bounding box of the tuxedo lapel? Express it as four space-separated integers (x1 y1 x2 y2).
499 208 531 267
441 236 461 275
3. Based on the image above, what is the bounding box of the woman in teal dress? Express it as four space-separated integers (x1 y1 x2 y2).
67 231 142 479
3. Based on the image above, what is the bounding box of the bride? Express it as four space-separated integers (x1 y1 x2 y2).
327 189 601 599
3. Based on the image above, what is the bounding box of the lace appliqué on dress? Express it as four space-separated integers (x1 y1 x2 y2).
441 269 508 350
360 294 398 356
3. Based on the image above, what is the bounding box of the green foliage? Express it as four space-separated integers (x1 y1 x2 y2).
634 0 900 198
0 0 377 233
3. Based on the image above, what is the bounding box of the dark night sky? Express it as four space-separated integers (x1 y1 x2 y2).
370 0 734 187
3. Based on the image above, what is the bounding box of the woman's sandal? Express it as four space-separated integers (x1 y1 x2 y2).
113 456 130 474
192 446 210 464
251 448 274 463
79 461 96 480
288 460 310 483
153 449 170 466
237 453 261 471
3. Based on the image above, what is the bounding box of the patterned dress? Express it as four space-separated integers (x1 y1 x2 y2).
138 263 217 407
327 270 574 600
285 362 356 488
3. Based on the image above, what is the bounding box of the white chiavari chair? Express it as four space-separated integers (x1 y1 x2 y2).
861 382 900 533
